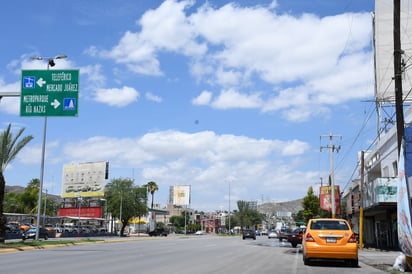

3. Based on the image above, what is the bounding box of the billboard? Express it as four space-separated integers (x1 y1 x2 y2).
62 161 108 198
319 185 341 215
171 185 191 206
59 207 102 218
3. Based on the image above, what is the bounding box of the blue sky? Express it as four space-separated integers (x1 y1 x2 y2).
0 0 377 211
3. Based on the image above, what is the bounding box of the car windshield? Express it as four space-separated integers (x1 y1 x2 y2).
310 220 349 230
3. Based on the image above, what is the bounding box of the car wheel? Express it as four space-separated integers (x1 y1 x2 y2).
291 242 297 248
350 259 358 267
242 237 245 240
253 237 256 240
303 257 310 266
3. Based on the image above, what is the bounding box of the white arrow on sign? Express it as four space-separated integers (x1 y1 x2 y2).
51 99 60 109
36 77 46 87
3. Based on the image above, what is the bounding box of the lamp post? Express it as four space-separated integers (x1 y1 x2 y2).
119 193 123 237
42 188 48 225
32 54 67 240
228 181 231 235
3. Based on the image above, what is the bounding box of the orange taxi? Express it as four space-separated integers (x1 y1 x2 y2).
302 218 358 267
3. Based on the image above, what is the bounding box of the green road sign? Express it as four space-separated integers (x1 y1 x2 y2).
20 69 79 117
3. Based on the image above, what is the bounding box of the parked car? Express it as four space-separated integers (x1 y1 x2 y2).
287 227 306 247
6 223 20 233
268 230 278 239
261 229 268 236
148 228 168 237
302 218 358 266
195 230 206 235
278 226 292 242
242 229 256 240
255 230 261 236
22 227 48 240
44 224 57 233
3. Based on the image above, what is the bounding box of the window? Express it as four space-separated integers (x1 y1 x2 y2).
310 220 349 230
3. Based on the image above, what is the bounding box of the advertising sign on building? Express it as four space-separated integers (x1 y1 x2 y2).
62 161 109 198
319 185 341 215
59 207 102 218
171 185 191 206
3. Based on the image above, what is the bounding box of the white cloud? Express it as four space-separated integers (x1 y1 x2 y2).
97 0 373 120
60 130 310 168
80 64 106 88
66 130 312 209
211 89 262 109
192 90 212 105
0 78 20 115
145 92 162 103
94 86 139 107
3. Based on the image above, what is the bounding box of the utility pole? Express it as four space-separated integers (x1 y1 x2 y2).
394 0 404 155
359 151 365 250
320 133 341 218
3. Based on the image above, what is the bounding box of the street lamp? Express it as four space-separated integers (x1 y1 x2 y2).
31 55 68 69
32 54 67 240
42 188 48 225
228 181 231 235
119 193 123 237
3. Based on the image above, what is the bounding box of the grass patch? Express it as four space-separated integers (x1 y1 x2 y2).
0 238 103 248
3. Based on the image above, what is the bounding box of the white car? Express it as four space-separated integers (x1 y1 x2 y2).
268 231 278 239
195 230 206 235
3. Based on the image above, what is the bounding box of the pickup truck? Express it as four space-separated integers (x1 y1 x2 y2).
148 228 168 237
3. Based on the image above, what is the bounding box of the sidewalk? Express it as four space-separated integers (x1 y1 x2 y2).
359 248 399 272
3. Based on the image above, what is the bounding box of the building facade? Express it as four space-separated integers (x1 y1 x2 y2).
343 108 412 250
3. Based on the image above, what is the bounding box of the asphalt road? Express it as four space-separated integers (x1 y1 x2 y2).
0 235 389 274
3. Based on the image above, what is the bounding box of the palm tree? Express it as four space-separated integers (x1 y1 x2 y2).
0 124 33 243
145 181 158 209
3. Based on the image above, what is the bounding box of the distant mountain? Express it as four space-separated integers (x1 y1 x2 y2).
258 199 303 216
5 185 25 193
5 185 62 202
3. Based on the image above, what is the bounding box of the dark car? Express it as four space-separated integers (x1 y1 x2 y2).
148 228 168 237
242 229 256 240
22 227 48 240
278 227 292 242
287 227 306 247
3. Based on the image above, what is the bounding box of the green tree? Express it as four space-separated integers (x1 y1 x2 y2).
236 200 249 230
21 179 40 214
105 178 148 236
234 202 262 231
169 210 193 233
0 124 33 243
145 181 158 209
301 186 329 223
4 192 24 213
170 215 184 230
